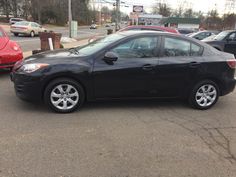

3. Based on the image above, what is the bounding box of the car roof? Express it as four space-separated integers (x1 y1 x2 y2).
222 30 236 33
118 30 180 36
117 30 201 42
122 25 178 33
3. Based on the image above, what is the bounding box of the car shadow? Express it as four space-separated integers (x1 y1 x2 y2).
14 96 189 114
83 98 187 111
0 68 11 77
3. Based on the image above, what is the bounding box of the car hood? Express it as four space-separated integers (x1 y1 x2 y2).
23 49 86 64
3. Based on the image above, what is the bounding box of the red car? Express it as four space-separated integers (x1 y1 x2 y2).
119 25 179 34
0 26 23 69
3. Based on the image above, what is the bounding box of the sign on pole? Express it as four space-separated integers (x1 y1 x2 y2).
133 5 144 13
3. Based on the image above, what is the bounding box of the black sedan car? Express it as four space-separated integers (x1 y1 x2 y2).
11 31 236 113
203 30 236 56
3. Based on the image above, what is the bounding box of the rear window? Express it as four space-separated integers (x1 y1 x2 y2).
15 21 29 26
11 18 22 22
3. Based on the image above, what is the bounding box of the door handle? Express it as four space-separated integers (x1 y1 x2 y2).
142 64 154 71
189 62 200 68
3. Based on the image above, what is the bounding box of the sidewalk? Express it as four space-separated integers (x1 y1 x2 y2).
23 38 89 58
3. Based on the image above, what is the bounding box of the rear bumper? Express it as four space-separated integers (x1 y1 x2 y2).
10 30 30 35
221 77 236 96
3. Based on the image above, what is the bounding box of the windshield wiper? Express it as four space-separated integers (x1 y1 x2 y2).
69 48 79 55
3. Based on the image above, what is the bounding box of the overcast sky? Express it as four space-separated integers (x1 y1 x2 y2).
118 0 231 15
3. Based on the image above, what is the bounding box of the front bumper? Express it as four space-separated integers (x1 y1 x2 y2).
11 72 43 102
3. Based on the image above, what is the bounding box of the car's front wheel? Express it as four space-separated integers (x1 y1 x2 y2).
189 80 219 110
44 78 85 113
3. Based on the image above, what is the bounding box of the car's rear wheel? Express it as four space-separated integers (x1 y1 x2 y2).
14 33 19 36
44 78 85 113
30 31 35 37
189 80 219 110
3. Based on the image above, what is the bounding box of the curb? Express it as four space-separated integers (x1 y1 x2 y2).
23 38 89 58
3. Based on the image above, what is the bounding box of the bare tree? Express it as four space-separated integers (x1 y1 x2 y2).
152 2 172 17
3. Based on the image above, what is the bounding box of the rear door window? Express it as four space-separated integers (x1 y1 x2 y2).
164 37 191 57
163 37 202 57
191 43 202 56
31 23 39 27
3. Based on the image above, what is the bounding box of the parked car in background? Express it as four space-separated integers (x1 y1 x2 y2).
119 25 179 34
178 28 196 35
9 18 24 25
189 31 217 40
11 31 235 113
202 34 217 41
105 24 111 27
90 24 97 29
0 26 23 69
203 30 236 56
10 21 46 37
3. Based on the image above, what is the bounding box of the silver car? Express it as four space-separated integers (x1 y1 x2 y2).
10 21 46 37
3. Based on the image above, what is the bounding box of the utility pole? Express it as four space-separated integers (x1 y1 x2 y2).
68 0 72 38
115 0 120 31
99 0 102 26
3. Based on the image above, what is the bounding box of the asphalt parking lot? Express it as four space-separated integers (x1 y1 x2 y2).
0 69 236 177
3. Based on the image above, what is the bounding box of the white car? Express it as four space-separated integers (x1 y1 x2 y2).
10 21 47 37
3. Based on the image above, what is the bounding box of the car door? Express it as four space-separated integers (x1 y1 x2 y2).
156 36 204 97
92 36 160 99
224 32 236 56
31 22 39 34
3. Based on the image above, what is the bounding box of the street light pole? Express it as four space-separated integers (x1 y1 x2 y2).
115 0 120 31
68 0 72 38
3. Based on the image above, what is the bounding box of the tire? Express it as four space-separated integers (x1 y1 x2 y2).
30 31 35 37
188 80 219 110
14 33 19 36
44 78 85 113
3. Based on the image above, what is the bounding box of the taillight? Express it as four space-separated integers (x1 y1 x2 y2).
227 59 236 69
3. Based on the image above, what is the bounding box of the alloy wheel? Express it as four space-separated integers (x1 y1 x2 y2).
50 84 79 111
195 84 217 107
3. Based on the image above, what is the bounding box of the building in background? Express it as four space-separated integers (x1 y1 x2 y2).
138 14 163 25
129 13 163 25
159 17 200 29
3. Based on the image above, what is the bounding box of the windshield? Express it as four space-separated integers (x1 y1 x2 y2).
213 31 230 40
76 33 125 55
15 21 29 26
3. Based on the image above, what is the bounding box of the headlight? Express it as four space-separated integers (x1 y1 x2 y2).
19 63 49 73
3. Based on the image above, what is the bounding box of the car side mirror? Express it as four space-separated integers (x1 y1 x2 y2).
103 52 118 64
